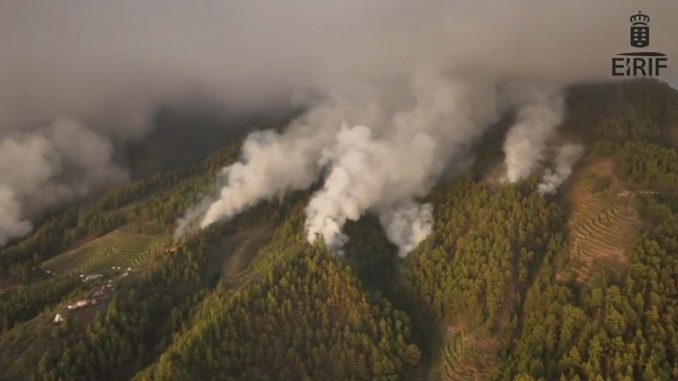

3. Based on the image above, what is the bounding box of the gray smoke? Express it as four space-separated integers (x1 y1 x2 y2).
198 88 388 229
188 74 506 254
303 75 503 253
379 203 433 257
170 1 678 255
538 143 585 194
0 118 127 245
3 1 678 248
503 89 564 183
0 187 31 246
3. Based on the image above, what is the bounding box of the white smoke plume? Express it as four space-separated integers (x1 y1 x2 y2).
4 1 678 249
174 196 216 242
0 187 32 246
379 203 433 257
0 118 128 245
538 143 585 194
185 74 506 254
503 91 564 183
304 75 503 253
303 123 433 250
197 88 389 229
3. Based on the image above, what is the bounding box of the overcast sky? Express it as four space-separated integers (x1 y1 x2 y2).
1 0 677 136
1 0 677 247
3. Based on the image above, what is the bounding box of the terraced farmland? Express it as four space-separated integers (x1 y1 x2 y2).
42 223 168 275
221 224 274 279
562 159 642 284
441 326 497 381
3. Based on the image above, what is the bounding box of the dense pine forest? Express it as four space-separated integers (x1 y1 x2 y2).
1 79 677 381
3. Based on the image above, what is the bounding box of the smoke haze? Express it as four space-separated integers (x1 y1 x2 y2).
3 0 678 248
303 75 504 253
538 143 586 195
0 118 127 245
503 90 565 183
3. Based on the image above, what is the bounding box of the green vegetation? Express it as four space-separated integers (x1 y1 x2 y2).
402 180 563 326
591 175 612 194
0 141 240 283
503 196 678 380
0 274 83 332
563 79 678 144
42 223 167 275
618 142 678 192
140 241 419 381
1 79 677 380
33 225 228 381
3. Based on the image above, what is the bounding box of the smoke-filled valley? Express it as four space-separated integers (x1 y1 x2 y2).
175 76 589 255
1 1 678 381
2 0 678 248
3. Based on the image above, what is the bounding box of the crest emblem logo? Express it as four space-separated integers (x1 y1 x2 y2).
611 10 667 77
630 11 650 48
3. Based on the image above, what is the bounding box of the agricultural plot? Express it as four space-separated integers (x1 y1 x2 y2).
221 224 274 279
42 223 168 275
562 159 642 284
441 325 498 381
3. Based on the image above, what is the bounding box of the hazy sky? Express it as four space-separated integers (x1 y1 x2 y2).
1 0 677 136
1 1 677 247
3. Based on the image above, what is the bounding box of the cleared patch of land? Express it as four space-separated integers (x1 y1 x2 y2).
42 222 168 275
560 159 642 284
440 324 498 381
221 224 274 279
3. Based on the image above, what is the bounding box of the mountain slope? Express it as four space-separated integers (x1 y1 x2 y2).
0 79 677 381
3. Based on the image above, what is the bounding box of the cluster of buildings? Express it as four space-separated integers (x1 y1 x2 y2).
54 266 131 323
67 298 97 310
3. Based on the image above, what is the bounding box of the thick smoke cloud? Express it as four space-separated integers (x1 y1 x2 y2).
188 75 506 253
3 1 678 248
538 143 585 194
379 203 433 257
503 91 564 183
0 187 32 246
189 88 388 233
0 119 127 245
304 75 503 253
170 0 677 254
4 1 677 134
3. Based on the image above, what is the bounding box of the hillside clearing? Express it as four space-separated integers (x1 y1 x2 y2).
439 324 499 381
560 159 642 284
42 223 168 275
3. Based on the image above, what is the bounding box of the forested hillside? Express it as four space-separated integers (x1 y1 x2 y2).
0 79 677 381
